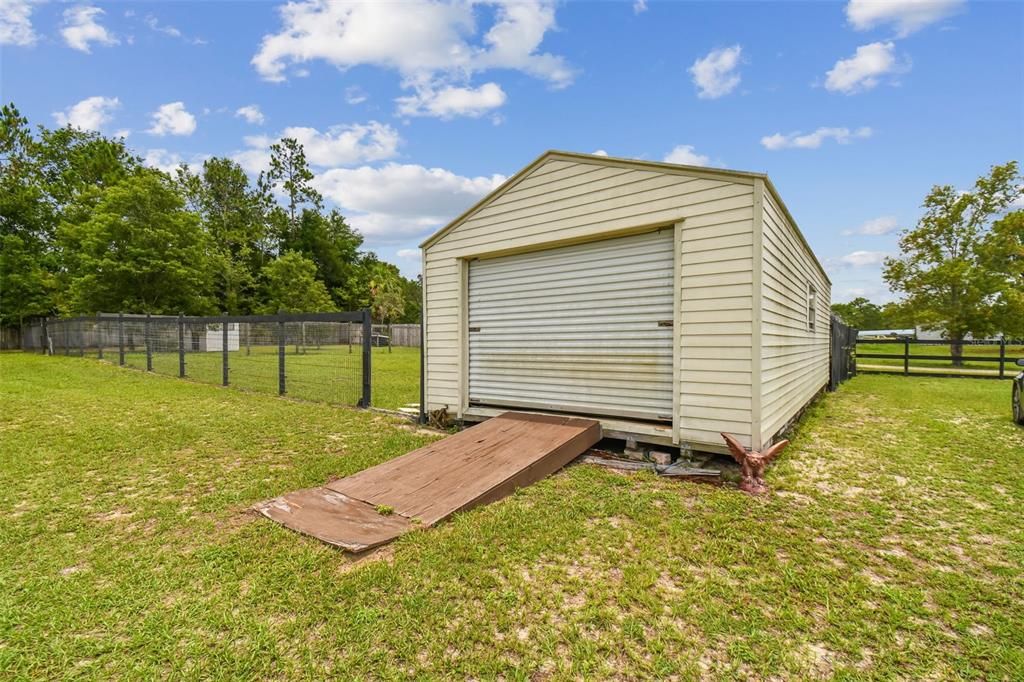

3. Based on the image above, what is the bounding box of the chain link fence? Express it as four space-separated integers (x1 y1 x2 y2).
22 311 387 409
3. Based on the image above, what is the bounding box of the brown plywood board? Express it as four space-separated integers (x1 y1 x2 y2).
255 488 411 553
258 412 600 551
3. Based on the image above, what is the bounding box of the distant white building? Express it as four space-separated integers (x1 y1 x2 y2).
858 328 915 339
914 327 1004 342
198 323 239 352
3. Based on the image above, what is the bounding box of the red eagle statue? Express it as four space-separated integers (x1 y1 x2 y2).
720 433 790 495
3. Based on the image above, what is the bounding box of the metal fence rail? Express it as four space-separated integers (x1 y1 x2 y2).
22 311 375 407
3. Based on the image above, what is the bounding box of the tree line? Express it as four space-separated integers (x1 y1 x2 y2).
0 103 421 327
831 161 1022 365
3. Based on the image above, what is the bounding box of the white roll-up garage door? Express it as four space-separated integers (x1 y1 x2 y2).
468 229 675 422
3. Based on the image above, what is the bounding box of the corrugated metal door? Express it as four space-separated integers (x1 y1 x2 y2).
468 229 675 422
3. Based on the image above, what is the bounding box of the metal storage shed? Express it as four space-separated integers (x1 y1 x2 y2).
420 151 831 453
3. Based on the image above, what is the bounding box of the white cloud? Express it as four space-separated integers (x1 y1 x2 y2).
235 105 265 125
232 121 401 173
314 163 506 242
147 102 197 136
142 149 209 175
663 144 712 167
689 45 742 99
834 284 894 304
825 42 906 94
251 0 574 118
837 250 890 268
1 0 36 46
52 96 120 131
143 13 205 44
231 139 273 176
633 0 648 14
396 248 419 259
287 122 400 166
396 82 507 119
592 149 609 156
61 5 118 53
145 14 180 38
842 216 899 236
345 86 368 104
846 0 965 37
761 126 872 150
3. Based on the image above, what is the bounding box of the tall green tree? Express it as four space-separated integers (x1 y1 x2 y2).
831 297 885 330
879 301 916 330
283 208 363 303
37 125 137 209
59 170 214 314
259 137 322 249
0 233 55 326
980 210 1024 338
367 262 405 325
0 104 55 325
2 105 139 323
259 251 336 313
883 161 1023 364
399 274 422 324
176 158 269 313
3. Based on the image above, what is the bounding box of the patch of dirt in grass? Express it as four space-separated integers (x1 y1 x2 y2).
860 568 887 586
968 623 992 637
801 641 838 677
396 423 447 438
775 489 815 505
217 508 260 532
92 508 134 522
337 545 395 575
656 572 682 595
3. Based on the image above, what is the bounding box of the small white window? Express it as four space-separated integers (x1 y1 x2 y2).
807 283 817 332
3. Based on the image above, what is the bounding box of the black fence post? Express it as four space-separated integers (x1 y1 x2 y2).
903 338 910 376
63 320 69 356
999 336 1006 379
41 317 48 355
118 313 125 366
360 309 371 408
222 315 229 387
78 318 84 357
145 313 153 371
96 313 103 360
178 314 186 378
278 312 286 396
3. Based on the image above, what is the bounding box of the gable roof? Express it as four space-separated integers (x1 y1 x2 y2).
420 150 830 285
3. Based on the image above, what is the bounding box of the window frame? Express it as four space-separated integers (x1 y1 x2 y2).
807 282 817 333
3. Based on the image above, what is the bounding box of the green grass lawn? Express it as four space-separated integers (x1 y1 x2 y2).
72 344 421 410
857 341 1024 376
2 354 1022 679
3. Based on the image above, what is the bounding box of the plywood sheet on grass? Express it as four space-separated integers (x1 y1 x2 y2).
258 412 601 551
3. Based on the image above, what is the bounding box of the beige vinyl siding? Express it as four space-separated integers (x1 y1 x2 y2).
759 189 831 445
424 156 757 449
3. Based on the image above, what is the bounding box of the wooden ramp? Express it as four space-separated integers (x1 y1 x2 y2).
256 412 601 552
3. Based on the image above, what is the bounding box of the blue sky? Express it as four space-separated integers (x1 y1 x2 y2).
2 0 1022 299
